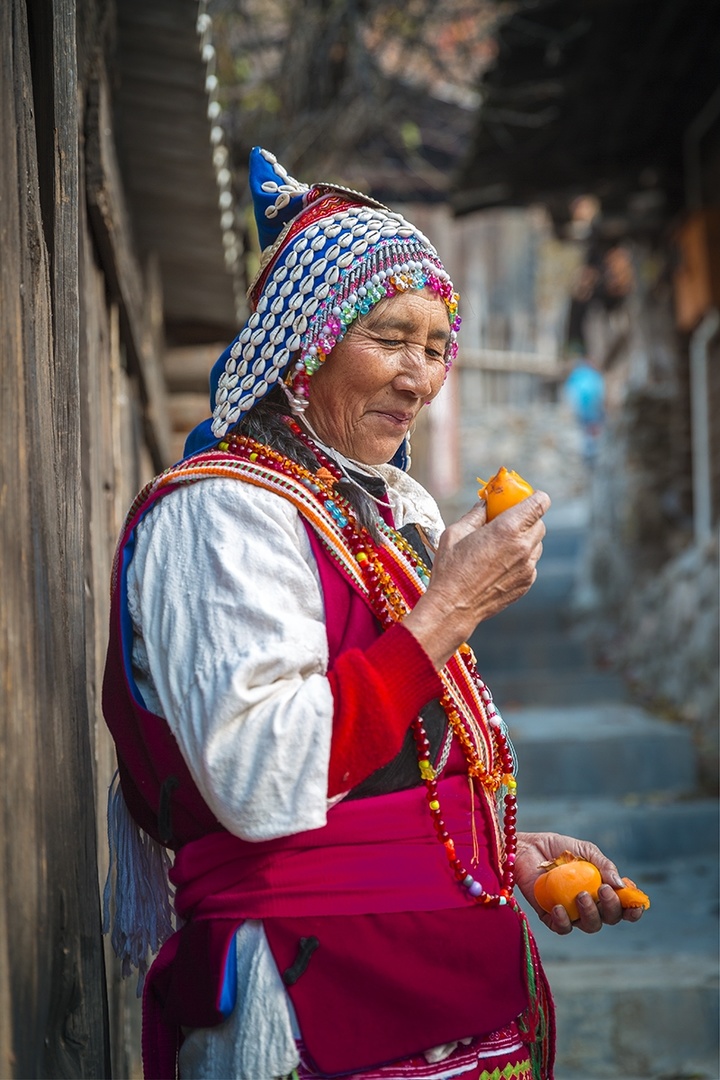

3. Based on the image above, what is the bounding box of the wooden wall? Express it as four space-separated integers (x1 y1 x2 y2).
1 1 167 1074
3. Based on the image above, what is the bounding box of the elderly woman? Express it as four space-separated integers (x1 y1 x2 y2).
102 149 642 1080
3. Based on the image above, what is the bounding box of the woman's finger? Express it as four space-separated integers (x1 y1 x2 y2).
597 884 624 925
573 890 604 933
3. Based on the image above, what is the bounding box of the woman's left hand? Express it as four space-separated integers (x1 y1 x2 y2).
514 831 646 935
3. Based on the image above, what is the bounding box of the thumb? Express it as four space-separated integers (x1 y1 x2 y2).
502 490 551 527
442 500 488 543
459 500 488 529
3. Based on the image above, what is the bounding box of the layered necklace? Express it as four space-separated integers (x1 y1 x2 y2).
220 422 518 908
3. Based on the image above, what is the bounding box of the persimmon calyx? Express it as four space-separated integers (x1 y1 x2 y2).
537 850 585 871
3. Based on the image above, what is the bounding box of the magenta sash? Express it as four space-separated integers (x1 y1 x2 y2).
173 771 499 919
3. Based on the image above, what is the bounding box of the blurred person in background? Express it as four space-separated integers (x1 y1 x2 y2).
564 354 605 469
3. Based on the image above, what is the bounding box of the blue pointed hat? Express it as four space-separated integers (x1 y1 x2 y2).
248 146 312 252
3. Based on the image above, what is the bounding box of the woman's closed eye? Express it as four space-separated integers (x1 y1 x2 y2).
378 337 445 362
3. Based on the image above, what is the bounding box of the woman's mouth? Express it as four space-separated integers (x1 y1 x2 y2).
374 410 413 428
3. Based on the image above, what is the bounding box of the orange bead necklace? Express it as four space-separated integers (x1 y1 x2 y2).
222 423 518 906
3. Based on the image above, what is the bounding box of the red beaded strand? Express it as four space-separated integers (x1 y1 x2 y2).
222 425 518 906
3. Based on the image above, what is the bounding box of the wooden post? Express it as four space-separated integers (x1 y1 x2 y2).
0 0 111 1074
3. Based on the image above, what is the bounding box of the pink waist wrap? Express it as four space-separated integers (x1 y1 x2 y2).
144 772 529 1077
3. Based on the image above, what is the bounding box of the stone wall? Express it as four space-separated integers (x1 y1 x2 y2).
583 383 694 611
596 531 719 792
577 314 718 791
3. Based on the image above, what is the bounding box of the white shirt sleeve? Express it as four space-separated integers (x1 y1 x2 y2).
126 477 335 841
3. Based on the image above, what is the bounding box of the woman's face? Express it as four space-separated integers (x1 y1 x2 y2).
303 288 450 465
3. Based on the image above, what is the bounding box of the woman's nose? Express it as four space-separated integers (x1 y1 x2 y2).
393 345 438 398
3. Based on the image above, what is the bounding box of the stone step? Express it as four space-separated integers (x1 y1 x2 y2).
487 669 632 707
477 633 592 671
469 596 630 707
546 954 719 1079
453 493 719 1075
516 795 718 863
504 704 697 797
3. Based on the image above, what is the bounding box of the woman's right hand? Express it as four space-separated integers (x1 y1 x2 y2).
403 491 550 669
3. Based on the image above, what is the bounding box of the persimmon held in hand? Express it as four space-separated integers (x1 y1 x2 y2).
533 851 651 920
533 851 602 921
477 467 534 521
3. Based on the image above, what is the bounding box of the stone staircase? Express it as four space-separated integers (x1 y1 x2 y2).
469 502 719 1080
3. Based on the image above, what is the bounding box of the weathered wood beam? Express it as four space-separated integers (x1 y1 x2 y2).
163 342 224 393
1 0 111 1074
459 347 561 377
168 391 212 432
85 64 172 469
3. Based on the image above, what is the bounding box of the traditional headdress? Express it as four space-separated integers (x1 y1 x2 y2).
184 148 460 460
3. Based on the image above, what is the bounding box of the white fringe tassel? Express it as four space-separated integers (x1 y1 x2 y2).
102 770 175 995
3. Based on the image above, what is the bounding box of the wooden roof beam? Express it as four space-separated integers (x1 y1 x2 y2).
163 343 224 394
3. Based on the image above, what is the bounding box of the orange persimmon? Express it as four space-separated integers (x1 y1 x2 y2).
477 467 534 521
533 850 602 921
614 877 651 910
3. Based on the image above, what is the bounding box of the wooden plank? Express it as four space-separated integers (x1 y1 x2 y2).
119 0 204 44
4 3 61 1072
44 1 110 1074
459 347 561 376
0 5 37 1076
86 62 172 469
168 390 212 431
79 244 145 1080
115 0 241 332
1 1 110 1075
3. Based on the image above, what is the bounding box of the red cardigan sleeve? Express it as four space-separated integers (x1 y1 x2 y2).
326 622 443 798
